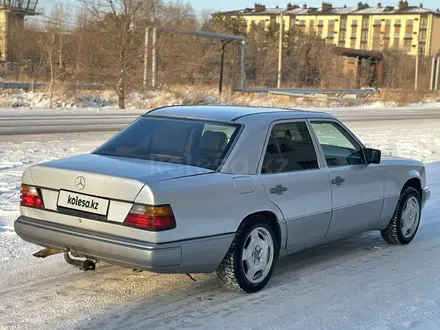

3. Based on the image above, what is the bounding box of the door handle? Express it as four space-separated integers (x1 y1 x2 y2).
331 176 345 185
270 184 288 195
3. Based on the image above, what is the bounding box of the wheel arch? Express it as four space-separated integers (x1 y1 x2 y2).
239 210 285 253
381 176 423 245
402 177 422 198
216 209 284 293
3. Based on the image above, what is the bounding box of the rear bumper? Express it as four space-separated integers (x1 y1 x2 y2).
14 216 234 274
422 187 431 206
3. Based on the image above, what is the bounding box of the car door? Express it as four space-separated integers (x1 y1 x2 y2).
309 119 384 239
258 120 332 253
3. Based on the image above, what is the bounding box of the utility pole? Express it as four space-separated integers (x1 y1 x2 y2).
59 33 63 70
219 41 227 95
231 42 237 95
152 28 157 89
415 50 419 90
277 11 284 89
430 56 436 90
435 57 440 91
143 28 150 88
240 40 247 89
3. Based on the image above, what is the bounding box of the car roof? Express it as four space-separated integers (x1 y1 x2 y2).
145 105 334 123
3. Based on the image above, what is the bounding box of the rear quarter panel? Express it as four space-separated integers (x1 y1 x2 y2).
135 173 286 245
378 158 426 228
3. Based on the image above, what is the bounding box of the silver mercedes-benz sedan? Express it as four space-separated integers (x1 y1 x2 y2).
15 105 431 293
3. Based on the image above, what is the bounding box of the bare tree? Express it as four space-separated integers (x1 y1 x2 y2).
47 33 56 107
78 0 145 109
44 5 71 108
2 0 428 95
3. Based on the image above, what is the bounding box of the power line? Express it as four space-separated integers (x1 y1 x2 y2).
41 14 79 27
51 0 80 9
40 0 81 13
26 16 77 29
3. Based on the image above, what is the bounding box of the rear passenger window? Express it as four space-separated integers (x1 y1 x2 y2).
261 122 319 174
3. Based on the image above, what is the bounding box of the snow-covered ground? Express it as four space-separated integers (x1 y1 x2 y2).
1 119 440 330
0 133 113 263
0 89 439 111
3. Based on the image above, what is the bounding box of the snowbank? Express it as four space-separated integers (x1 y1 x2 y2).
0 88 439 110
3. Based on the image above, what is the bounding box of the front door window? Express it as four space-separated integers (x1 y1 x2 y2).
311 121 365 167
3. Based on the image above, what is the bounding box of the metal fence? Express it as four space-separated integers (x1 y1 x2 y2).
142 28 246 94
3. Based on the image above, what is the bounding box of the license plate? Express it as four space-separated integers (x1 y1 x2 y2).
57 190 109 216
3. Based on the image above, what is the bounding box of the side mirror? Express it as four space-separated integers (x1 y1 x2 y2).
364 148 381 164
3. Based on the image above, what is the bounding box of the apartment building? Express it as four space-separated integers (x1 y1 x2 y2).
220 1 440 56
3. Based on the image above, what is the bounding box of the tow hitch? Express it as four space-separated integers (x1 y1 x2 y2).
32 248 98 271
64 251 98 271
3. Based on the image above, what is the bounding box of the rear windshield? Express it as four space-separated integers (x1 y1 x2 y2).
93 116 241 170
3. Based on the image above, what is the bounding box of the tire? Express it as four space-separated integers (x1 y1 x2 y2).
216 214 279 293
381 187 422 245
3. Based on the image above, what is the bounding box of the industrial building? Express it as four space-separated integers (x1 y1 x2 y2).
0 0 39 62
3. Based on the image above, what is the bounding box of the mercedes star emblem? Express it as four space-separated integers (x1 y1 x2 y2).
75 176 86 190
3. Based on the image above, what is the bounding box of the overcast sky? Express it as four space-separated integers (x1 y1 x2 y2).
39 0 439 16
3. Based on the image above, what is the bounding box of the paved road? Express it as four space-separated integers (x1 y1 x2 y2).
1 106 440 135
0 112 139 135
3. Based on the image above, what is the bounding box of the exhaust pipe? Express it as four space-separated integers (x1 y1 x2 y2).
33 248 63 258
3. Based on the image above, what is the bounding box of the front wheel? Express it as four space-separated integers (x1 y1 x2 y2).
381 187 422 245
216 215 278 293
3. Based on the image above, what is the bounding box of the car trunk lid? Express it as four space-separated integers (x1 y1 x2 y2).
22 154 214 235
29 153 214 202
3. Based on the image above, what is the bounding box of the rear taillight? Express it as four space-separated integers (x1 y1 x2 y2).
20 185 44 209
124 204 176 231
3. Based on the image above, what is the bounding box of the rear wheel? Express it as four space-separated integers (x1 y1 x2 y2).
216 215 278 293
381 187 422 245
